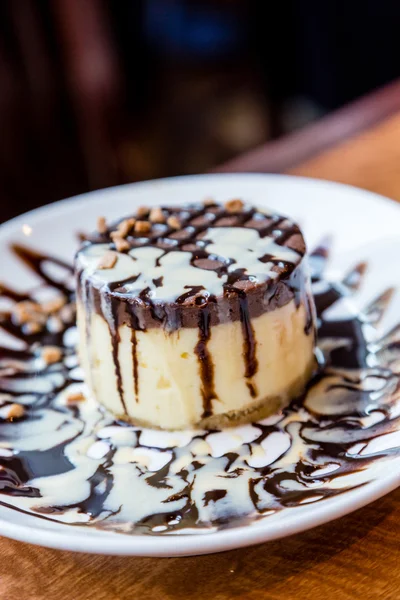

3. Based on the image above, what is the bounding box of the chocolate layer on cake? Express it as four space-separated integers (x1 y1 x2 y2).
77 200 310 328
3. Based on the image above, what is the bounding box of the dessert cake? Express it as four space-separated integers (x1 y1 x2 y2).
75 198 316 429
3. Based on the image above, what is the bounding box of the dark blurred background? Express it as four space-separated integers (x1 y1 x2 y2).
1 0 400 222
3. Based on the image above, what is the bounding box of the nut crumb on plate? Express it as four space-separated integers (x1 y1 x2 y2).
24 321 43 335
41 296 67 314
5 404 25 419
12 300 43 325
66 391 86 405
42 346 62 365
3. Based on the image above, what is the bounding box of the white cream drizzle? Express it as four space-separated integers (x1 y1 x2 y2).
2 356 400 533
77 226 301 302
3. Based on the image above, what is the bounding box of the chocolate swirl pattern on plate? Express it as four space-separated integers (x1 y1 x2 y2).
0 243 399 534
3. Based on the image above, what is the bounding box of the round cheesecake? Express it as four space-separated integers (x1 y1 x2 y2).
75 199 316 429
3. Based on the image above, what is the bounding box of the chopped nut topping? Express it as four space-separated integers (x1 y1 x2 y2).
41 296 67 314
66 391 86 405
97 250 118 269
203 197 216 206
225 198 244 213
110 231 131 252
114 237 130 252
149 207 165 223
167 215 181 230
134 220 151 233
42 346 62 365
5 403 25 419
117 218 136 238
136 206 149 218
97 216 108 234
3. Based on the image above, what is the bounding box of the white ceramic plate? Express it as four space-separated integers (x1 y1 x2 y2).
1 173 400 557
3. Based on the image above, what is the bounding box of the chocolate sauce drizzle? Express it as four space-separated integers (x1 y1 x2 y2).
131 329 139 402
11 243 74 293
237 291 258 396
194 305 216 418
109 299 127 413
0 242 400 536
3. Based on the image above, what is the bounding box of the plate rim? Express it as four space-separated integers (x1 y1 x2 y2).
0 472 400 556
1 172 400 556
2 172 400 238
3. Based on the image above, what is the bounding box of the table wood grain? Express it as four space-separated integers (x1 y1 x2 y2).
291 112 400 202
2 114 400 600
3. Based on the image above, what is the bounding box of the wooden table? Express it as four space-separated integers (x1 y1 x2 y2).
3 114 400 600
